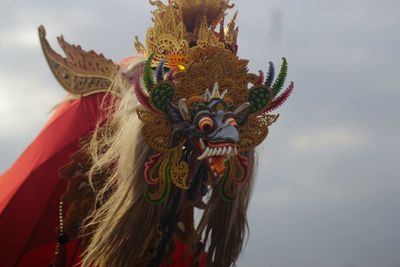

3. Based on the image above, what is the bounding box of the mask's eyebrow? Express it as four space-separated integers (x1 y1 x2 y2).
190 104 211 114
192 110 212 123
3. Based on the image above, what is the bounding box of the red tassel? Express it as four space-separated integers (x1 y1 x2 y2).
264 82 294 113
256 70 264 85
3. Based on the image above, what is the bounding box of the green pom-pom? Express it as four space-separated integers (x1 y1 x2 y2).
248 86 271 113
151 82 175 112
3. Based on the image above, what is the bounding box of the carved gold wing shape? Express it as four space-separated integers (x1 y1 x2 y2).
38 25 126 97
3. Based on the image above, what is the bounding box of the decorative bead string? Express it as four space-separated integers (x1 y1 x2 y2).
59 201 64 238
57 200 69 244
52 201 69 267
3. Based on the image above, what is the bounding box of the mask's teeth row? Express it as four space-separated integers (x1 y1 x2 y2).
226 147 238 158
197 144 238 160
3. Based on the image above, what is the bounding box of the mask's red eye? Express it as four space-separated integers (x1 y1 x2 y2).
198 117 214 132
225 117 238 127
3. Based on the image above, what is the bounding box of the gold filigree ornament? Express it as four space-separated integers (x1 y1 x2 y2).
145 141 189 203
135 0 238 67
146 152 170 203
173 48 252 106
137 108 173 152
224 11 239 52
137 107 189 190
144 2 190 66
169 143 190 190
196 17 225 49
38 26 128 97
238 113 280 152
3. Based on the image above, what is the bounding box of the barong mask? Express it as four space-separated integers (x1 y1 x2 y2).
132 1 294 202
39 0 294 204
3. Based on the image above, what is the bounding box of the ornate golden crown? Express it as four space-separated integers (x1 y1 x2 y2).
135 0 238 68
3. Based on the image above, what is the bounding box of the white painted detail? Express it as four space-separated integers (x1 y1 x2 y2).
199 138 206 149
177 221 186 232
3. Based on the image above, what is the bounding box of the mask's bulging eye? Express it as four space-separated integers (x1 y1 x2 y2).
198 117 214 132
225 117 238 127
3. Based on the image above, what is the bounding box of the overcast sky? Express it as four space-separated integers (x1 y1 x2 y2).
1 0 400 266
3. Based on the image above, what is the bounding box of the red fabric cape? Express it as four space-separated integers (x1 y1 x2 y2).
0 94 107 266
0 93 205 267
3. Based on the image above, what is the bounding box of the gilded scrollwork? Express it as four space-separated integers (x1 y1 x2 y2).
238 113 279 152
137 108 172 152
174 48 251 106
38 26 127 97
170 144 189 189
138 0 238 67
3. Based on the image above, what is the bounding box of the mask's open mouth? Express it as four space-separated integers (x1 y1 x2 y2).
194 138 238 177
